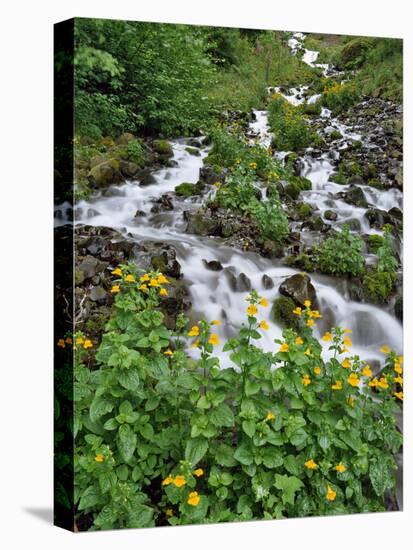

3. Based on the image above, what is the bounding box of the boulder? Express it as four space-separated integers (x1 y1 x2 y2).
78 255 109 280
119 160 140 178
153 139 173 158
203 260 223 271
199 165 225 185
150 245 181 279
337 185 368 208
175 182 205 197
186 210 221 236
89 286 107 303
324 209 338 221
115 133 136 146
279 273 317 307
262 274 274 289
185 146 200 156
87 160 124 188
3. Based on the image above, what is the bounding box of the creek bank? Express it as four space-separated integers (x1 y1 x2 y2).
74 225 192 343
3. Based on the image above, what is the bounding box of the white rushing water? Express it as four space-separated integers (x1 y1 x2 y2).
56 31 402 370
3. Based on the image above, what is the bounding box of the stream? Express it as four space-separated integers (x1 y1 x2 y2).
56 32 403 372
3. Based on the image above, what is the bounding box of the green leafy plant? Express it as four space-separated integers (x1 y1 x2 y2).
317 225 365 277
68 266 402 530
321 82 360 114
268 94 314 151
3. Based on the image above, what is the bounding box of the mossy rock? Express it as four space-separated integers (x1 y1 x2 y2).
185 146 200 156
285 176 312 200
272 296 300 329
367 178 384 190
340 38 372 68
367 234 385 254
330 129 342 140
363 271 394 303
153 139 173 157
87 159 124 188
115 133 136 146
297 203 312 219
329 172 348 185
175 182 204 197
284 253 316 272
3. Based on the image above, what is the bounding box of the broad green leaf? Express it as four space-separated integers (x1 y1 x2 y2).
185 437 208 466
274 474 303 505
117 424 137 462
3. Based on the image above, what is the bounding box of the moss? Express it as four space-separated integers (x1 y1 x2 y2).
367 234 385 254
368 178 384 190
285 176 312 200
153 139 173 156
330 129 342 140
297 203 312 219
272 296 300 329
340 38 373 69
363 271 394 303
329 172 348 185
301 101 322 116
185 146 200 156
175 182 203 197
284 253 316 272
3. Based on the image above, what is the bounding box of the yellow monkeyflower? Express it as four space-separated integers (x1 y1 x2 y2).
259 320 269 330
95 454 104 463
173 475 186 488
159 288 168 296
332 380 342 390
211 319 222 325
343 336 352 347
295 336 304 345
249 162 257 169
304 300 312 308
394 375 403 386
311 310 322 319
162 475 174 486
304 347 312 356
157 274 170 284
247 304 258 316
292 307 302 316
394 362 403 374
369 378 378 388
76 337 84 345
139 284 148 292
279 343 289 353
125 274 135 283
111 267 122 276
304 459 318 470
140 274 150 282
83 339 93 349
191 340 200 348
187 491 200 506
149 278 160 287
194 468 204 477
335 463 346 473
347 373 359 387
110 285 120 294
341 359 351 369
380 345 390 354
398 355 404 365
302 374 311 387
57 338 66 348
326 485 337 501
188 326 200 337
314 366 321 375
394 391 403 401
266 412 275 421
208 334 220 345
341 347 349 354
307 319 315 327
163 349 173 356
362 365 373 377
165 508 174 517
322 332 332 342
259 298 269 307
377 377 389 390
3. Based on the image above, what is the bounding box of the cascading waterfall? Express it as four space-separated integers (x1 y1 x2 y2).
57 31 402 371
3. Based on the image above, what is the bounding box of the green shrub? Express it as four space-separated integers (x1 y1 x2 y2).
68 277 402 530
321 82 360 114
317 225 365 277
124 139 145 166
268 94 314 151
363 271 394 303
376 226 398 275
367 234 385 254
215 164 289 242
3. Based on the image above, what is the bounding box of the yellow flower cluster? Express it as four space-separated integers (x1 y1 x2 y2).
110 267 170 297
57 336 93 350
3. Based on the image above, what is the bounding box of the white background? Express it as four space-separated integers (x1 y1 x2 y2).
0 0 411 548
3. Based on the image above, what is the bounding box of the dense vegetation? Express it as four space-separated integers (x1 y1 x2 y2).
74 19 402 140
61 20 404 531
66 266 402 529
